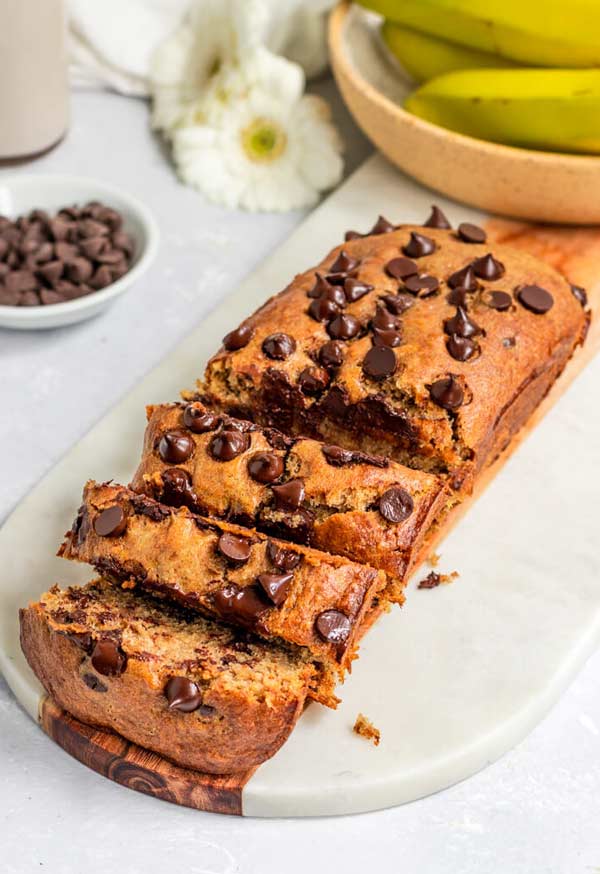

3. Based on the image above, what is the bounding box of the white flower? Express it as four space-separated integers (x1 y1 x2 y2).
173 83 344 211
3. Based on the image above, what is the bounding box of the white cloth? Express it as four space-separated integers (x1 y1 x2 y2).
68 0 333 96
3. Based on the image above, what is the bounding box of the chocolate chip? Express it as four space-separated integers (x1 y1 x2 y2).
93 505 127 537
372 327 403 347
369 215 396 235
40 289 65 306
378 486 414 522
402 232 436 258
424 205 451 229
307 273 334 299
322 284 347 307
54 242 78 263
158 429 195 464
503 336 516 348
209 429 250 461
444 305 482 338
248 451 284 484
212 584 270 627
315 610 352 644
372 303 399 330
446 287 469 307
485 290 513 311
223 323 254 351
6 269 37 292
19 290 40 306
448 263 478 291
344 230 363 241
362 346 397 380
403 273 439 295
327 313 360 340
329 250 360 275
318 340 345 369
262 332 296 359
271 479 305 511
344 277 373 302
385 256 418 279
66 258 93 283
322 445 354 465
38 260 63 284
446 334 479 361
380 293 414 315
160 467 196 507
298 366 329 395
112 231 134 255
516 284 554 314
458 222 486 244
473 253 505 280
257 572 293 606
91 639 127 677
570 283 588 308
89 265 113 289
82 673 108 693
429 376 464 410
183 405 220 433
217 532 252 564
267 540 302 571
308 296 341 322
164 676 204 712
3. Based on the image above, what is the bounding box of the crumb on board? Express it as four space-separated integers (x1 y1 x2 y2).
428 551 441 567
353 713 381 746
417 570 459 590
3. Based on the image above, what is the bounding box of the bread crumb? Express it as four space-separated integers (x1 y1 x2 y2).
428 551 441 567
417 570 459 589
353 713 380 746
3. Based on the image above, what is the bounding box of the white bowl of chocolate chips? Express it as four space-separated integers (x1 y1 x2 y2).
0 175 159 329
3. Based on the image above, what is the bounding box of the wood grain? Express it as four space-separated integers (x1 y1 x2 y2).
39 696 255 815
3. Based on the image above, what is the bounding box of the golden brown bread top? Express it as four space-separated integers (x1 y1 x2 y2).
130 401 450 590
20 580 316 772
201 218 588 486
58 481 388 678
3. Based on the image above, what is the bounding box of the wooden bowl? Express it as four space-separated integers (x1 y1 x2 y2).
329 2 600 224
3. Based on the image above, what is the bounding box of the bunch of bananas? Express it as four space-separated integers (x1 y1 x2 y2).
358 0 600 154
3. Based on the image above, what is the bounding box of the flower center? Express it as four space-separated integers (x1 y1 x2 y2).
241 117 287 163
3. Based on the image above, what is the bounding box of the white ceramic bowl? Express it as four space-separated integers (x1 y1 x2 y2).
0 175 159 330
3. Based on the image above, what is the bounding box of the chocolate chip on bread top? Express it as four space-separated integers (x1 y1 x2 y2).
200 210 589 492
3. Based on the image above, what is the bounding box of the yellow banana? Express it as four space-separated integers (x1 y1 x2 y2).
381 21 514 83
404 68 600 154
359 0 600 67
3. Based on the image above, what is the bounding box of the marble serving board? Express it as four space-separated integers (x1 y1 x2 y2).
1 154 599 818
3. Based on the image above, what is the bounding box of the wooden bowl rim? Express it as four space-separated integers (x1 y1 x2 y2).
329 1 600 170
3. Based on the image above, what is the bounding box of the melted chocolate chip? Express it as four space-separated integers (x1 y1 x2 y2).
444 305 482 338
362 346 397 380
344 277 373 302
217 532 252 564
327 313 360 340
503 336 516 348
82 673 108 693
298 366 329 396
385 256 418 280
262 333 296 360
403 232 436 258
183 405 220 433
404 273 439 295
257 572 293 606
329 250 360 275
473 253 505 280
570 283 588 308
271 478 305 511
158 429 195 464
378 486 414 522
247 451 284 484
318 340 345 369
424 205 451 229
91 638 127 676
448 264 478 292
212 584 270 627
369 215 396 235
485 290 513 311
315 610 352 644
307 273 334 299
223 323 254 351
308 297 341 322
321 445 354 465
372 327 403 347
164 676 204 712
457 222 486 244
209 429 250 461
429 376 464 410
160 467 196 508
267 540 302 571
93 505 127 537
446 334 479 361
380 292 414 315
516 284 554 314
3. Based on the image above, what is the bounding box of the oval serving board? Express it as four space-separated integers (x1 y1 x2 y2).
2 154 600 817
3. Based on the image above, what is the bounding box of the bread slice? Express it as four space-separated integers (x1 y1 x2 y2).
131 401 451 594
58 481 387 677
20 579 319 774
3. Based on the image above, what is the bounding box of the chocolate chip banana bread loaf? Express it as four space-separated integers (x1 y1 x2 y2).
20 580 316 773
130 401 450 591
200 210 589 492
59 481 387 682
